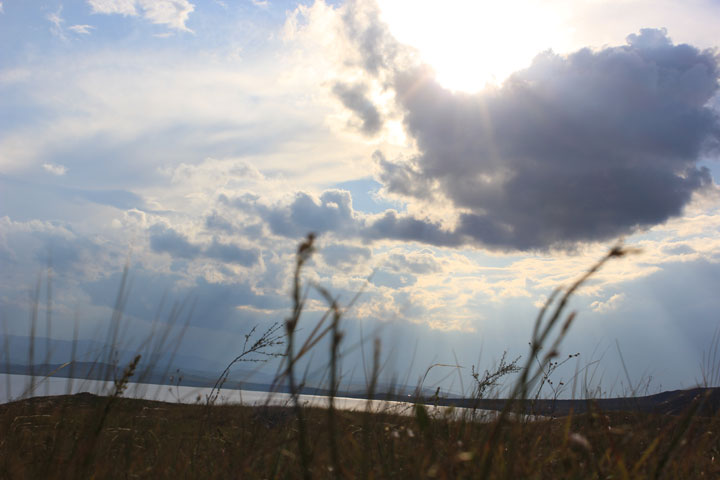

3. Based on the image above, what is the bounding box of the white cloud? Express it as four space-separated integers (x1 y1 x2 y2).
69 24 95 35
42 163 67 175
87 0 195 31
138 0 194 32
0 2 4 14
252 0 270 7
87 0 138 16
590 293 626 313
46 7 66 40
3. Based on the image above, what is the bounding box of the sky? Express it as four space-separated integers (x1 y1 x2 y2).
1 0 720 397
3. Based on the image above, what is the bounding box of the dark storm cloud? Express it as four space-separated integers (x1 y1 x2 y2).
374 151 433 200
390 30 720 249
148 224 259 266
338 3 720 251
377 28 720 250
363 210 461 247
332 82 383 135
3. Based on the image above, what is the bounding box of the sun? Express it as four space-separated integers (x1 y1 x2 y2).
377 0 572 92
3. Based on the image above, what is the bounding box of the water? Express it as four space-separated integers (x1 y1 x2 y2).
0 374 500 421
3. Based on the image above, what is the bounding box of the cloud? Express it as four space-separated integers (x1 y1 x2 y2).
334 7 720 251
339 0 398 76
590 293 625 313
390 29 719 250
320 243 371 268
148 224 259 266
371 270 416 288
148 224 201 260
42 163 67 176
363 210 460 246
662 243 696 256
87 0 194 31
140 0 194 32
87 0 138 15
226 188 461 247
261 190 360 238
383 251 440 275
332 82 382 135
204 211 235 233
68 24 95 35
46 7 66 40
0 216 105 280
0 2 4 14
204 240 259 267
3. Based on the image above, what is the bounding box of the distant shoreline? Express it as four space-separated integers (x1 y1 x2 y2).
3 367 719 417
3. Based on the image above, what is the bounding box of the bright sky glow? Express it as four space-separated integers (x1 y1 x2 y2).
378 0 573 91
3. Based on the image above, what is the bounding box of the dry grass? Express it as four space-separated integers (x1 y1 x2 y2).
1 392 719 479
1 237 719 479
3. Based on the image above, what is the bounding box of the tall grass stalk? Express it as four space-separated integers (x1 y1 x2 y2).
479 244 636 477
284 233 315 480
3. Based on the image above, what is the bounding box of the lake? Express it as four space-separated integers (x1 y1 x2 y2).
0 373 500 421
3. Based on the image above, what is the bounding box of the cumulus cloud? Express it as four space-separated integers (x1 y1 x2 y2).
148 224 259 266
204 211 235 233
590 293 625 313
383 251 440 275
363 210 460 246
382 29 719 250
332 82 382 135
140 0 194 31
261 190 360 238
0 216 104 279
321 243 372 268
224 188 460 247
333 4 720 251
87 0 194 31
371 270 416 288
148 224 201 259
204 240 259 267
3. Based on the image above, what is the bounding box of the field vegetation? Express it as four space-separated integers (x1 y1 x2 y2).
1 235 719 479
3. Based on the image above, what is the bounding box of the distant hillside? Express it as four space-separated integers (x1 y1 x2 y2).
437 387 720 416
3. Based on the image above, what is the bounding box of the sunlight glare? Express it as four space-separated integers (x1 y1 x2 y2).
378 0 572 92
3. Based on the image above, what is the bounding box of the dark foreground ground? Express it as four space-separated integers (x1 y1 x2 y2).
1 390 719 479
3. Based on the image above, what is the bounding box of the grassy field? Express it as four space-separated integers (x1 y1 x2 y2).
1 236 719 478
1 390 719 478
